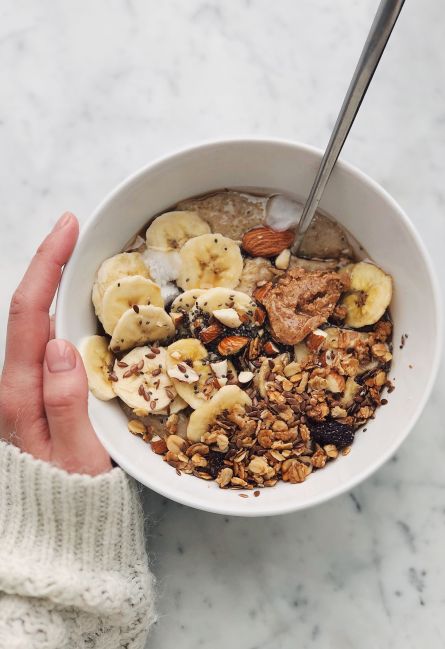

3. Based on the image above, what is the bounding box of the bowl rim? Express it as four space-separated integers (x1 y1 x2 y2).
57 136 443 517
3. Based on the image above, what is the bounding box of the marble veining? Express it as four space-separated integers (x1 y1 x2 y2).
1 1 445 647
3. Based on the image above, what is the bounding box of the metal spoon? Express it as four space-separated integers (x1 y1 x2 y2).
289 0 405 255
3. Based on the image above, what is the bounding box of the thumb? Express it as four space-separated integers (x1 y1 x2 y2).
43 339 112 475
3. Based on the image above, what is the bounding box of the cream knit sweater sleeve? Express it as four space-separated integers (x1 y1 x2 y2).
0 441 156 649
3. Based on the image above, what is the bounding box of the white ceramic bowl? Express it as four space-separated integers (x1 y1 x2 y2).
57 139 442 517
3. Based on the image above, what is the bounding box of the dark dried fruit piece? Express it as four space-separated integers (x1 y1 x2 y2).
207 450 227 478
309 420 355 449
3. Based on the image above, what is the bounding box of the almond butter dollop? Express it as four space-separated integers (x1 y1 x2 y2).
257 268 349 345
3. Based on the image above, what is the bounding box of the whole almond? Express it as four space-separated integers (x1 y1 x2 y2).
242 226 294 258
217 335 249 356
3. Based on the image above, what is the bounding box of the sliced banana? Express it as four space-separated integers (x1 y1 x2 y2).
112 346 175 412
166 338 237 409
146 210 210 251
187 385 252 442
80 335 116 401
341 262 392 328
92 252 150 319
156 394 189 415
192 287 257 322
101 276 163 335
167 395 189 414
177 233 243 290
171 289 206 313
166 339 212 409
110 305 175 352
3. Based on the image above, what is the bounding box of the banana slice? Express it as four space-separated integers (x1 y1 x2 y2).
166 338 237 409
110 305 175 352
153 394 189 416
80 335 116 401
112 346 175 412
177 233 243 290
165 395 189 414
146 210 210 251
92 252 150 319
187 385 252 442
193 287 257 320
101 276 163 335
166 339 212 409
341 262 392 328
171 289 206 313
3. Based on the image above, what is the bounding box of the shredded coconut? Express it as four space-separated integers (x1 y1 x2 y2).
161 281 180 305
143 248 181 283
142 248 182 306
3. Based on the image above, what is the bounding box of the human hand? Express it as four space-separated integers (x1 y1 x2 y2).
0 213 111 475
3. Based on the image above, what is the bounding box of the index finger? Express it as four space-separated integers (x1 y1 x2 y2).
3 213 79 374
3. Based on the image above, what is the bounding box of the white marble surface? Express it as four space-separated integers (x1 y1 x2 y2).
1 1 445 647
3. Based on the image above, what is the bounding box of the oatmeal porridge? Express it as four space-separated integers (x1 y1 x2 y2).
81 189 394 491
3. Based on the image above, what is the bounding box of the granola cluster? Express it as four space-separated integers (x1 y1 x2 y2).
129 316 393 490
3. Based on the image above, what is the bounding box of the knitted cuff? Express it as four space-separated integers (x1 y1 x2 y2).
0 441 153 623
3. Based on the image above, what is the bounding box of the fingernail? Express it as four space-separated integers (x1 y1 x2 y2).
53 212 74 231
46 339 76 372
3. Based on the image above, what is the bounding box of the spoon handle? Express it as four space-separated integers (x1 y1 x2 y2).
291 0 405 254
